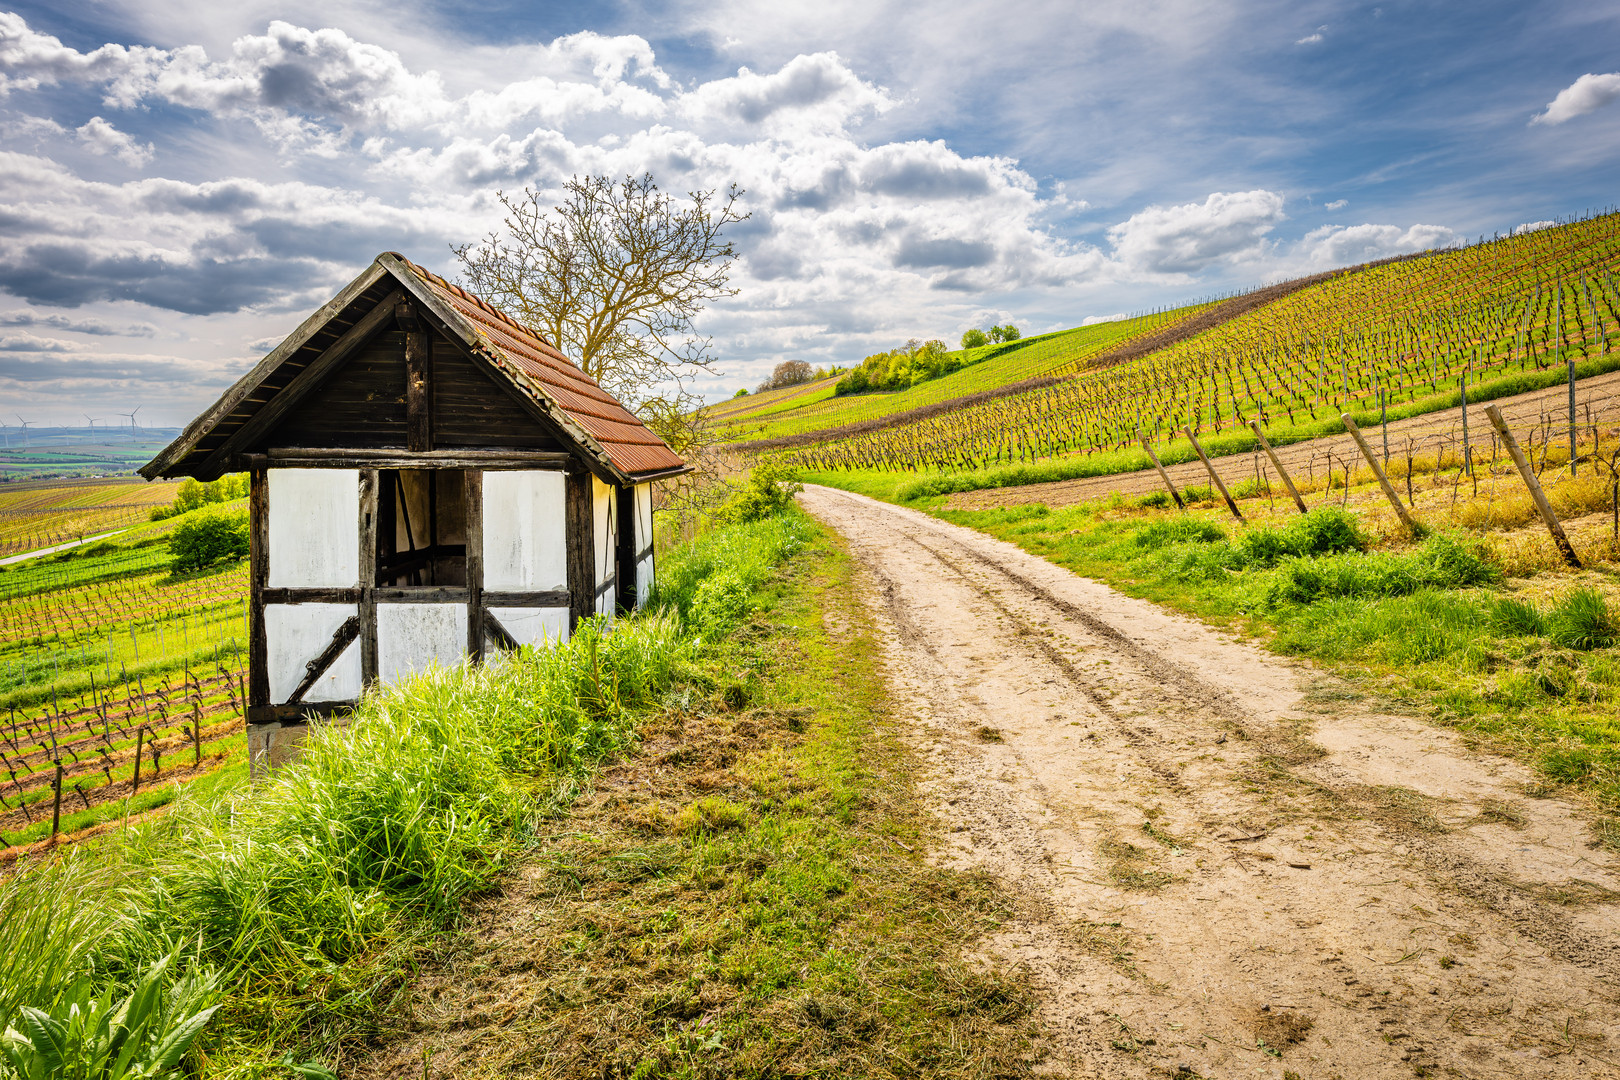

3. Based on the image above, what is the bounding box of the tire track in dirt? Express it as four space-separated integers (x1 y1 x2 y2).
802 483 1620 1079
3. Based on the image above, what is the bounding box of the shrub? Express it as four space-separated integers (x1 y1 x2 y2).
960 328 988 349
1134 517 1226 548
151 474 248 521
714 461 803 526
167 508 249 572
1261 534 1498 607
1487 596 1545 637
1546 588 1618 651
1234 508 1366 568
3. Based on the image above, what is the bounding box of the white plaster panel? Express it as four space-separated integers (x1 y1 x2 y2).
632 482 654 609
265 603 362 704
592 477 615 585
636 553 654 609
267 469 359 587
487 606 570 650
597 583 616 621
481 471 567 591
376 603 468 685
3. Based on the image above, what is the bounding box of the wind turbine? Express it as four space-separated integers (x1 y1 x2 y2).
119 407 141 433
84 414 98 432
15 416 31 448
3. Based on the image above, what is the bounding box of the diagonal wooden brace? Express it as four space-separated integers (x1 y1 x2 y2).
482 608 520 653
287 615 362 705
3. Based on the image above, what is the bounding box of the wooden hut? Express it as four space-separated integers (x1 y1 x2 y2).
142 252 688 770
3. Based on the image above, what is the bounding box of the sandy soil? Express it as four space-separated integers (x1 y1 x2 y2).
800 483 1620 1079
948 368 1620 511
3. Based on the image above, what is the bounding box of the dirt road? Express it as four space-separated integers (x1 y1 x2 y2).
800 484 1620 1079
949 368 1620 511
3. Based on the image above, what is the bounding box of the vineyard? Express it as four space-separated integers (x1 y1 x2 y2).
0 476 181 558
0 482 251 854
776 213 1620 476
0 664 246 851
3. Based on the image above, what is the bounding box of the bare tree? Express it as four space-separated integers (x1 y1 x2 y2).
757 360 814 393
454 173 748 461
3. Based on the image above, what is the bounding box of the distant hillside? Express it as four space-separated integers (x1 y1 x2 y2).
733 213 1620 479
0 428 184 482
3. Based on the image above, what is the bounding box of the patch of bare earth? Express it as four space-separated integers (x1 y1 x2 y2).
801 484 1620 1079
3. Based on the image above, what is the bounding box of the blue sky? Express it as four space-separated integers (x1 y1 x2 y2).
1 0 1617 423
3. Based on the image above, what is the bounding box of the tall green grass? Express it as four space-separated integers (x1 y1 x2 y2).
0 508 817 1075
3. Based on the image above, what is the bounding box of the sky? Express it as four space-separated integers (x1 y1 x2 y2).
1 0 1618 424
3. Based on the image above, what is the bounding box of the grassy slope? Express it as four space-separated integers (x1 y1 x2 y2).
773 215 1620 483
354 512 1036 1079
718 311 1198 443
0 509 1036 1079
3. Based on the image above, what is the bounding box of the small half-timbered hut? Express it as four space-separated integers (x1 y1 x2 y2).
142 252 687 770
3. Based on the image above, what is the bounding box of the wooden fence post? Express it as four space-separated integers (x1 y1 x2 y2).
1341 414 1421 535
1184 429 1243 521
50 762 62 840
1485 404 1582 568
1248 420 1307 514
1138 438 1185 509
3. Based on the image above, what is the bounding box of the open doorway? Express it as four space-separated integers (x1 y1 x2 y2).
376 469 468 586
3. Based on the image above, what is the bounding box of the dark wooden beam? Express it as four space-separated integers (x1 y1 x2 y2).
260 448 571 469
247 702 354 725
248 467 269 710
464 469 484 661
482 609 519 653
201 287 404 469
358 469 379 687
483 590 570 607
404 301 432 452
565 467 594 632
261 587 363 605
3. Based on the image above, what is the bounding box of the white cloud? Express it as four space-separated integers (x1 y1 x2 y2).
1513 219 1556 235
1107 189 1287 274
1294 222 1457 268
1296 33 1323 45
682 52 891 131
1532 72 1620 125
1082 312 1128 325
0 332 75 351
0 309 157 336
1324 198 1347 210
76 116 153 166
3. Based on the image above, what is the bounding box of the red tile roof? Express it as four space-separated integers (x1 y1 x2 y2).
397 257 686 477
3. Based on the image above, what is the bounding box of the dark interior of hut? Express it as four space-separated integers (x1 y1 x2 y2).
377 468 468 587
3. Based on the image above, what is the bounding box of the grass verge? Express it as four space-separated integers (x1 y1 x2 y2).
0 507 1036 1078
350 513 1037 1079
